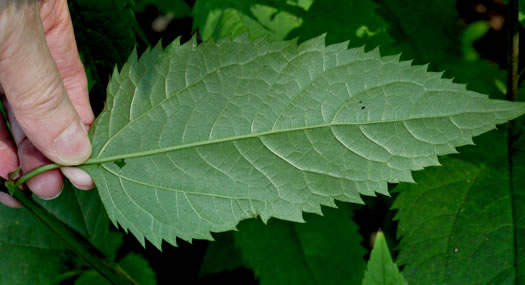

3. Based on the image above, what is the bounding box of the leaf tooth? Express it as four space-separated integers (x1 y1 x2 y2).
378 53 402 64
367 45 381 58
325 40 350 53
165 36 182 52
298 32 326 52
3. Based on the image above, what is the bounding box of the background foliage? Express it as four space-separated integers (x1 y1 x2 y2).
1 0 524 284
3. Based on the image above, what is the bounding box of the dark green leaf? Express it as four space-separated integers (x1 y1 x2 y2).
393 147 519 283
234 205 366 285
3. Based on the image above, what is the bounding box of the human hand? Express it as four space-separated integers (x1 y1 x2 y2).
0 0 94 207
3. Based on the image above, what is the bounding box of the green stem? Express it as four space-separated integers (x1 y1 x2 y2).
507 0 519 103
2 185 136 284
14 163 62 188
506 0 519 284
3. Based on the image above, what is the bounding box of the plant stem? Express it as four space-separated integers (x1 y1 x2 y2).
506 0 519 283
1 185 136 284
507 0 519 102
13 163 62 188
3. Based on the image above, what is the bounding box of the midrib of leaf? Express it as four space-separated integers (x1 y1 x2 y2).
86 111 504 166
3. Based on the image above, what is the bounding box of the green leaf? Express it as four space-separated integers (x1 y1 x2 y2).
392 142 521 283
82 34 525 248
75 253 156 285
362 231 406 285
461 21 490 61
0 183 123 284
192 0 307 41
233 205 366 285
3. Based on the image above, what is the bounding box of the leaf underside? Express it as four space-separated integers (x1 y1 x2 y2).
82 34 525 248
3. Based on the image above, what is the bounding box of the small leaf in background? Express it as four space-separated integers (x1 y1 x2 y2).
6 166 21 196
362 231 406 285
461 21 490 61
5 181 15 196
82 33 525 249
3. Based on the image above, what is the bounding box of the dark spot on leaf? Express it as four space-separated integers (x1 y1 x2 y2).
361 106 366 110
359 101 362 104
115 159 126 169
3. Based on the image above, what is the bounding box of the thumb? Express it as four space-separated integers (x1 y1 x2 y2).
0 1 91 166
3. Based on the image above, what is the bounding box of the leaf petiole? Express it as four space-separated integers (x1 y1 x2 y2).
12 163 62 188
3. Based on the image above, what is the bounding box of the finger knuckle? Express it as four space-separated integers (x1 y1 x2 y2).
13 77 67 117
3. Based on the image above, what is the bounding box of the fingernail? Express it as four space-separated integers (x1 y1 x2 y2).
61 167 94 190
55 121 91 165
40 188 63 200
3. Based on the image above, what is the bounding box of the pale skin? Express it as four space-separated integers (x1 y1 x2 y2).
0 0 94 207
